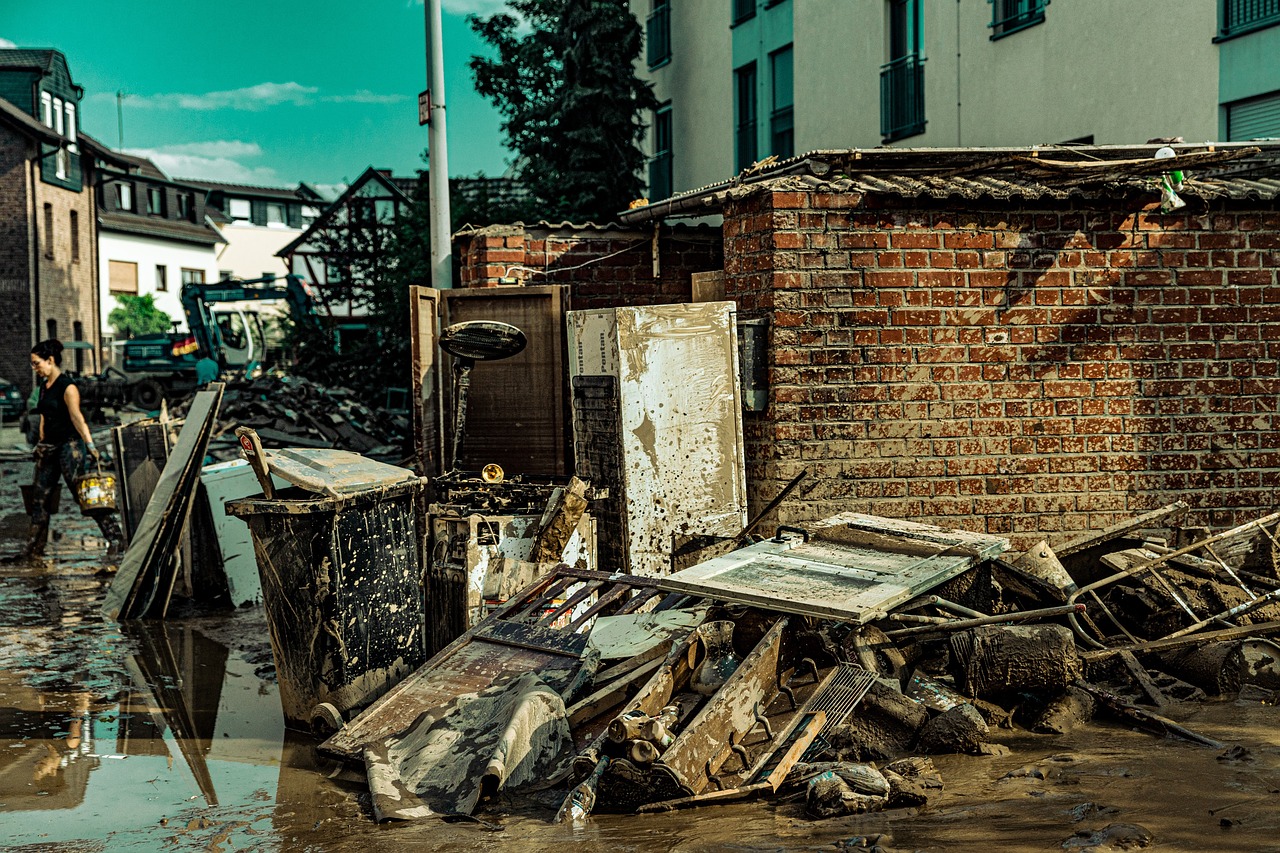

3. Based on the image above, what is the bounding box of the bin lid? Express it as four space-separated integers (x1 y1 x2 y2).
263 448 416 497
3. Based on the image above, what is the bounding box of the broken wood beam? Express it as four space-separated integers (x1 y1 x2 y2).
1053 502 1190 558
1081 620 1280 661
883 603 1085 640
1074 680 1225 749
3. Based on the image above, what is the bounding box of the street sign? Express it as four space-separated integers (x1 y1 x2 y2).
418 90 431 126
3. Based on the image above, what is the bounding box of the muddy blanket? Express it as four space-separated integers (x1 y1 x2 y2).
363 672 572 821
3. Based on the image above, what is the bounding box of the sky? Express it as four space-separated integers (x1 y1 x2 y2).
0 0 516 191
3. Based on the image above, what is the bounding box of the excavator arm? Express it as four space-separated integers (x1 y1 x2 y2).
180 275 322 368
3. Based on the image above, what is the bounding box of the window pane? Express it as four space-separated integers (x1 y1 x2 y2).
109 260 139 294
229 198 251 220
771 46 793 111
53 98 63 134
156 265 168 291
735 63 758 171
266 203 285 224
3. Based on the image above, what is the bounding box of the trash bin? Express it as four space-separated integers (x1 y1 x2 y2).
227 454 428 731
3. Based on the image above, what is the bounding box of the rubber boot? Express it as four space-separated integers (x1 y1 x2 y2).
27 522 49 558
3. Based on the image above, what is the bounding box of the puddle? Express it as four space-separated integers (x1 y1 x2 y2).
1 460 1279 851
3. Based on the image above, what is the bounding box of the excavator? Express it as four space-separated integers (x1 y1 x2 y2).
100 275 324 409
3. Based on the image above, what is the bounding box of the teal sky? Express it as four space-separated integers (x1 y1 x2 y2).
1 0 515 191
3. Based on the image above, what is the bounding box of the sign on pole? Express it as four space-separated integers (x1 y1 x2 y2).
418 90 431 126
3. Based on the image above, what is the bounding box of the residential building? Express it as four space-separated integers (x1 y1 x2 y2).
0 49 115 387
182 179 324 281
1218 0 1280 140
632 0 1231 200
96 149 224 338
277 167 410 349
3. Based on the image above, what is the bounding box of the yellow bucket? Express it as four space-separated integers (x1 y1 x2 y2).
75 468 117 515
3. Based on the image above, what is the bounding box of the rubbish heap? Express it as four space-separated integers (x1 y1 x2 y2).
170 374 408 462
307 502 1280 825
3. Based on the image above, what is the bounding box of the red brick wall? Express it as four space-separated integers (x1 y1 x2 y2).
455 223 722 307
725 188 1280 549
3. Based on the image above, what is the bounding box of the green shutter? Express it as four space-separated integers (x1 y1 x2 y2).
1229 91 1280 141
251 200 267 226
286 204 302 228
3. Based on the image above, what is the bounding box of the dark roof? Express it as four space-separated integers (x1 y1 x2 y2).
0 96 60 143
275 166 411 256
180 178 314 202
0 49 60 73
110 150 169 180
77 132 143 171
619 142 1280 224
98 211 223 246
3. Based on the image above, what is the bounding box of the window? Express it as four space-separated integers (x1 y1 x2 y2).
181 268 206 286
265 202 286 226
156 265 168 292
1227 90 1280 141
1219 0 1280 39
735 62 758 171
117 182 135 212
72 322 84 373
733 0 756 25
649 102 673 200
41 92 52 127
52 98 63 135
65 103 77 151
147 186 165 216
647 0 672 68
55 147 69 180
109 260 139 294
176 192 194 222
46 319 57 340
70 210 79 263
219 269 234 281
262 272 277 281
352 199 375 225
228 198 251 221
770 46 794 159
43 204 53 258
990 0 1048 39
301 205 320 226
881 0 926 142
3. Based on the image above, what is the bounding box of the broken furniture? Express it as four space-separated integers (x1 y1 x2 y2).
567 301 748 575
438 319 528 471
197 459 287 608
227 449 429 730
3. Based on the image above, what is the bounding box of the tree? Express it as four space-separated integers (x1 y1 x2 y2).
108 294 173 339
470 0 657 222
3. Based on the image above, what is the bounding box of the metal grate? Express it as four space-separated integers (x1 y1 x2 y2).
1220 0 1280 39
801 665 879 759
879 53 926 143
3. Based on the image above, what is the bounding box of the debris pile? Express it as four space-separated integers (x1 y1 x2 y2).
171 374 408 461
293 505 1280 834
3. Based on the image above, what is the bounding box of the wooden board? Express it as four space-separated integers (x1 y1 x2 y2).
321 566 658 760
439 285 569 477
655 514 1008 624
409 286 443 477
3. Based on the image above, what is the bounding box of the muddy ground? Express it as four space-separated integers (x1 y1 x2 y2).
0 450 1278 852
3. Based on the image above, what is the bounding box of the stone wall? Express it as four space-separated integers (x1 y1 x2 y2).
725 187 1280 548
0 131 34 391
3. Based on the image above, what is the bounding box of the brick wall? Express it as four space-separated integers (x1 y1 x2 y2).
34 156 100 376
0 130 34 391
455 222 722 307
725 188 1280 550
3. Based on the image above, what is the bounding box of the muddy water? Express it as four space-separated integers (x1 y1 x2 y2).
0 459 1278 852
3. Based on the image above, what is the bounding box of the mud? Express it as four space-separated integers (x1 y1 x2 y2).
1 458 1279 851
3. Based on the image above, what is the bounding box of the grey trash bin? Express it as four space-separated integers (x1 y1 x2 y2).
227 451 428 731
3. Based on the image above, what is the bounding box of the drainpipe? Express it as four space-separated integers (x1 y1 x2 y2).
29 154 42 358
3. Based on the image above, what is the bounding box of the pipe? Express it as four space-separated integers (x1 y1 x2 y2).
425 0 452 289
882 603 1086 640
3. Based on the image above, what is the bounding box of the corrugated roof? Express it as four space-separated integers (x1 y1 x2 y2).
620 143 1280 224
99 212 223 246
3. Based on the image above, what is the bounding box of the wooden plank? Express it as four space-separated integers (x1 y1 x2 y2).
1081 620 1280 660
566 656 664 726
471 619 589 658
103 386 222 620
760 710 826 789
538 581 603 627
1053 502 1189 557
409 286 444 477
566 583 631 633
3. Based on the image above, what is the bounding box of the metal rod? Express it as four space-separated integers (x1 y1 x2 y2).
425 0 452 289
1089 589 1139 643
1203 541 1254 599
1160 586 1280 641
927 595 986 619
883 604 1086 639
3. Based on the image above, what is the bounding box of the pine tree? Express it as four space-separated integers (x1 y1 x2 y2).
470 0 657 222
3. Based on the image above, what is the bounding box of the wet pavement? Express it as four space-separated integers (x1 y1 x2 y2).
1 452 1279 851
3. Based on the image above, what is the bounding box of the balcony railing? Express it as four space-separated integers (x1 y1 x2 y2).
990 0 1048 39
646 3 671 68
1219 0 1280 39
880 53 926 142
733 0 756 25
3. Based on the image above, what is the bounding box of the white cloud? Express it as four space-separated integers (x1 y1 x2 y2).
125 142 280 185
440 0 513 15
0 37 17 48
309 182 349 201
107 81 319 112
323 90 407 105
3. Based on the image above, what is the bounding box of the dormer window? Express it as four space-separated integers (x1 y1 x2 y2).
41 92 52 127
117 182 135 212
229 198 251 221
64 102 77 150
52 98 63 135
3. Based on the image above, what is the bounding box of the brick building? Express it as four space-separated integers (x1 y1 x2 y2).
454 143 1280 549
0 50 113 390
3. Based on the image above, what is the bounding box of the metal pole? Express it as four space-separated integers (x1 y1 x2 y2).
425 0 453 289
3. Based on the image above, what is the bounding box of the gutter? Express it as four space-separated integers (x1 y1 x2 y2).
618 157 818 226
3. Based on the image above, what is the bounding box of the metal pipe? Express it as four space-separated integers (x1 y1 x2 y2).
883 604 1086 639
926 595 986 619
1160 586 1280 641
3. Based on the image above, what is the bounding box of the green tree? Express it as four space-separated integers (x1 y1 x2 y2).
469 0 657 222
108 294 173 339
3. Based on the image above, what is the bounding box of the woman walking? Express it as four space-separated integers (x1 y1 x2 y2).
22 340 123 561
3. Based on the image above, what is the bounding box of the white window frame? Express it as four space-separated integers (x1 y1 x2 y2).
64 103 77 149
40 92 52 127
265 202 286 226
52 97 63 135
117 182 134 211
55 147 69 180
228 198 252 221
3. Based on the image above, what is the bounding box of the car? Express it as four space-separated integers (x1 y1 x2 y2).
0 379 25 419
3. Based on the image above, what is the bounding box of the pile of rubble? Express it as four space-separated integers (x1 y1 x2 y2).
307 504 1280 831
171 374 408 461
